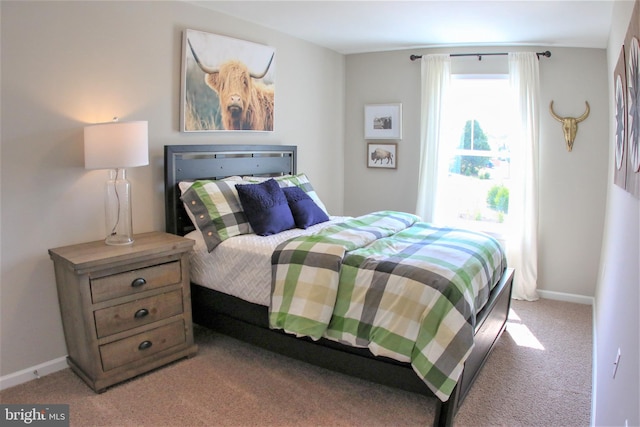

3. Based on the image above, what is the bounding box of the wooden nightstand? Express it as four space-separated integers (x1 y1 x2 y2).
48 231 197 392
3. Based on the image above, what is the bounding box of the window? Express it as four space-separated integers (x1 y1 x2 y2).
435 75 515 236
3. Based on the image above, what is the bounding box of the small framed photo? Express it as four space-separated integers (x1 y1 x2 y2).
364 103 402 139
367 143 397 169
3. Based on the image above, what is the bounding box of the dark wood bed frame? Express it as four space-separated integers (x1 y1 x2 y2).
164 144 514 427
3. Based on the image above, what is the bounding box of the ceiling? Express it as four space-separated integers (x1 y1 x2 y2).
190 1 614 55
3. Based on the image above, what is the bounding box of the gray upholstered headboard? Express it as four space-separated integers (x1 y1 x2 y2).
164 144 297 236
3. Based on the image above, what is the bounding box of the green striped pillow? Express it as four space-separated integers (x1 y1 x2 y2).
179 177 251 252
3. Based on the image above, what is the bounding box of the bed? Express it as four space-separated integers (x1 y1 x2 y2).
164 144 514 427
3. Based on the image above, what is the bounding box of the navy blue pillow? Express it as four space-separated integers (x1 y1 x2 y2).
283 186 330 229
235 179 295 236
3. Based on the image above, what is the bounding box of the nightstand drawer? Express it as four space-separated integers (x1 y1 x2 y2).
94 290 184 338
100 320 186 371
91 261 181 303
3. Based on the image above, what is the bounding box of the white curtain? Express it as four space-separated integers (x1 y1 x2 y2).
415 54 451 223
507 52 540 301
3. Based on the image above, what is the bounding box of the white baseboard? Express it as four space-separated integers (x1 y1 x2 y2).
537 289 595 305
0 356 68 391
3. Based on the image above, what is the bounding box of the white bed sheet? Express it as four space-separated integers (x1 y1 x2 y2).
187 217 350 306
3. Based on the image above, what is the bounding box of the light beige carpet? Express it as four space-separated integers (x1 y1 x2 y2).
0 299 592 426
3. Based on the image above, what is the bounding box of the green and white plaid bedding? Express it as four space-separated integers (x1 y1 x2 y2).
269 211 507 402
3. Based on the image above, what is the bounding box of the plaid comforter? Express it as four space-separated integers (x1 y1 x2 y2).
269 211 506 401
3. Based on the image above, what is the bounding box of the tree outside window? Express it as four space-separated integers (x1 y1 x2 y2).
450 120 492 176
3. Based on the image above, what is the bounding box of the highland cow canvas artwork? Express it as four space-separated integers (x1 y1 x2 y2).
181 29 276 132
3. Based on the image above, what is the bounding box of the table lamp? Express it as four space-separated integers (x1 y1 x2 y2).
84 119 149 245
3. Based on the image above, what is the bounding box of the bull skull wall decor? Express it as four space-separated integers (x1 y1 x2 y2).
549 101 590 152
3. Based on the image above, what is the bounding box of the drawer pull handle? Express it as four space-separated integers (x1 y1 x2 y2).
134 308 149 319
131 278 147 288
138 340 153 351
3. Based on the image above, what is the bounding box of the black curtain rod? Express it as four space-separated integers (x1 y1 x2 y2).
409 50 551 61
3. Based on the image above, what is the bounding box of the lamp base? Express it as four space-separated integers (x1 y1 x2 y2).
105 234 135 246
104 168 134 245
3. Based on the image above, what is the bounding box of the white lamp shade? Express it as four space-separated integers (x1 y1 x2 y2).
84 121 149 169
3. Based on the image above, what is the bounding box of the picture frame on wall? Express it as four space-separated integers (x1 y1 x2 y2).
614 44 628 189
623 0 640 198
364 103 402 139
367 143 397 169
181 29 276 132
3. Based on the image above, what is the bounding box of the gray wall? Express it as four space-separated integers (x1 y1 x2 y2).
594 1 640 425
344 47 609 299
0 0 344 377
